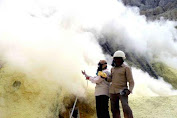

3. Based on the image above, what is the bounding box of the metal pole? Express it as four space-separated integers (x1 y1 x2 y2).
69 97 78 118
69 76 89 118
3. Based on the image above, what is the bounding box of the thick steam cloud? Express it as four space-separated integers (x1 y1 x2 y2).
0 0 177 117
0 0 177 98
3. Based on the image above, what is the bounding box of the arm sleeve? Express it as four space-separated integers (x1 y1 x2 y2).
106 68 112 82
126 67 134 93
89 76 103 83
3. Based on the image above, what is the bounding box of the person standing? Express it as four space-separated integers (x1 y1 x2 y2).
82 60 110 118
108 50 134 118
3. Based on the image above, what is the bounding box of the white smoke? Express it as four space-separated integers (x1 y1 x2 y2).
0 0 177 97
0 1 105 115
132 67 177 96
1 0 177 117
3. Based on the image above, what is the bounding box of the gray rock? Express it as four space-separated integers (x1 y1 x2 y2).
145 0 160 8
153 6 164 15
121 0 177 20
140 9 154 17
159 0 176 7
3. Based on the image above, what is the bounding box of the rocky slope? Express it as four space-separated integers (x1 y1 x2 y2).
99 39 177 89
121 0 177 20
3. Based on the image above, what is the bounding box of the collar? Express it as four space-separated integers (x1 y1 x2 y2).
121 63 125 67
115 63 125 68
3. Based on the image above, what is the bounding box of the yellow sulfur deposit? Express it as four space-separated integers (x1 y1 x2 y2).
0 65 96 118
0 66 61 118
1 65 177 118
97 71 107 78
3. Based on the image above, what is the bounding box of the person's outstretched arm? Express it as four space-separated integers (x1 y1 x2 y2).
81 70 103 83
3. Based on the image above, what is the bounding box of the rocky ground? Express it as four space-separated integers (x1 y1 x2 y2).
129 95 177 118
121 0 177 20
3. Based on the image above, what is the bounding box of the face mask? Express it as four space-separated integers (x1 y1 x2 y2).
96 63 103 75
96 62 107 75
112 58 124 67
